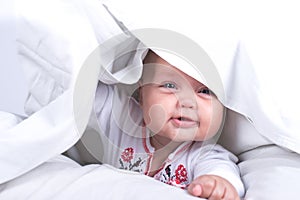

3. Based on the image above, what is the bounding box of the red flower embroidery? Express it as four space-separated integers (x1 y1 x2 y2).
175 164 187 183
121 147 134 162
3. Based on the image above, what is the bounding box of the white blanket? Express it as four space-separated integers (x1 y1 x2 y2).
0 154 200 200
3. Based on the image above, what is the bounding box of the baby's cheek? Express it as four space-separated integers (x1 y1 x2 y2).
206 102 224 138
145 104 166 133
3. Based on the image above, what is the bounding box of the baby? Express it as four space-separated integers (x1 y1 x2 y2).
94 50 244 199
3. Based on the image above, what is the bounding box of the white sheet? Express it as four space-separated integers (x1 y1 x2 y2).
1 0 112 184
0 155 202 200
0 0 27 116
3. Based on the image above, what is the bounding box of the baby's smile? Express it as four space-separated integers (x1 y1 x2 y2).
170 116 199 128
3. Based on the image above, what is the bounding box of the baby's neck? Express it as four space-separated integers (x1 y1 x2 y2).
148 135 183 177
150 134 182 152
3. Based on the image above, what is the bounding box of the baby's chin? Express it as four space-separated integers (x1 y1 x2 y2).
168 129 211 142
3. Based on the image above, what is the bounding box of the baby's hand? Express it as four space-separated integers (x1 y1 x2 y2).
187 175 240 200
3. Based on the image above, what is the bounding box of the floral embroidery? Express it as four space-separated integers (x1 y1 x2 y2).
159 164 188 189
175 164 188 183
119 147 144 172
121 147 134 162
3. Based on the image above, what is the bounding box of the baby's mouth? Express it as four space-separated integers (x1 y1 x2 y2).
171 116 199 128
178 117 192 121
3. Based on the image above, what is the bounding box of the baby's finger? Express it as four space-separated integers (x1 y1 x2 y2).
222 189 240 200
187 184 203 197
207 182 225 200
188 176 216 198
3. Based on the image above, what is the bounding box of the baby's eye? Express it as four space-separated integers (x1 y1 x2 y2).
162 82 177 89
197 87 211 95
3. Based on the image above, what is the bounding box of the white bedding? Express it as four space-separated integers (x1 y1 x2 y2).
0 154 201 200
1 0 300 199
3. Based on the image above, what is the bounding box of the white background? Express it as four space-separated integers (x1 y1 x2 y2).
0 0 27 116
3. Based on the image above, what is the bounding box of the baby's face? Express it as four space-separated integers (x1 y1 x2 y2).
140 51 224 143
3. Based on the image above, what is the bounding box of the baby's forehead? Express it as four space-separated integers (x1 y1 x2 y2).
143 64 205 87
143 50 207 87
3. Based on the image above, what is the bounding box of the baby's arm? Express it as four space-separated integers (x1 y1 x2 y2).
187 174 240 200
189 143 244 199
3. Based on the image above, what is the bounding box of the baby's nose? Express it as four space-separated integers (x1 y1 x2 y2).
179 97 197 109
